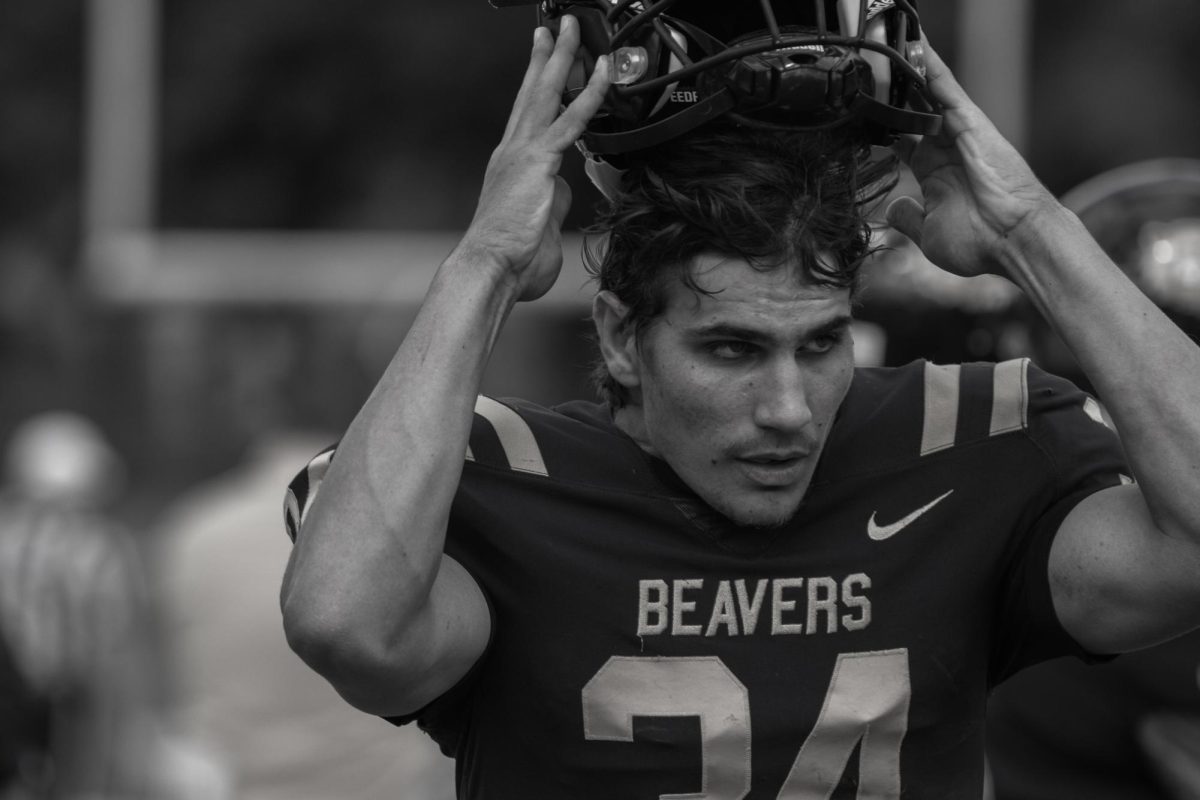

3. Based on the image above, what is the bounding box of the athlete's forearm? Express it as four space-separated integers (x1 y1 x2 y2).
282 245 515 684
1001 201 1200 542
282 18 608 712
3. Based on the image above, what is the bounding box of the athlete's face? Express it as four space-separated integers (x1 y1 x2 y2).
607 253 854 528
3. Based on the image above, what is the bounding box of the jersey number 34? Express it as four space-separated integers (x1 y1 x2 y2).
582 649 910 800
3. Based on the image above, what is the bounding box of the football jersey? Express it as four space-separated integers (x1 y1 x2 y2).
987 629 1200 800
284 358 1129 799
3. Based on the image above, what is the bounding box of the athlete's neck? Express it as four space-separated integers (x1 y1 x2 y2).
611 401 659 458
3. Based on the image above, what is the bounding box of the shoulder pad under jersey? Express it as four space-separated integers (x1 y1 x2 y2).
819 358 1122 480
462 396 655 493
283 397 652 542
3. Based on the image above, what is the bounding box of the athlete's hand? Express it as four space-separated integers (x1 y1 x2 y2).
458 16 609 302
885 42 1057 280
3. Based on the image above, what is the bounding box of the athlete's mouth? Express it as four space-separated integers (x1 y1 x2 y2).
738 450 809 464
734 452 810 487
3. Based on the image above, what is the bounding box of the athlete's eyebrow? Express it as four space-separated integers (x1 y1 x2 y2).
688 315 853 343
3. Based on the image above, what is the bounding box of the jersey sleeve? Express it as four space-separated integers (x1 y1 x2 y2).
280 397 564 749
281 393 566 543
281 436 494 748
283 445 335 544
1023 362 1131 495
990 361 1131 682
379 395 568 749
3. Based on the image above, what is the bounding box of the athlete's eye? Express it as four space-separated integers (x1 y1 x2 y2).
706 340 757 360
803 330 845 355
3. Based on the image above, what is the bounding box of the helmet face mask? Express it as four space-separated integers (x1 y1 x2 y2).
493 0 942 156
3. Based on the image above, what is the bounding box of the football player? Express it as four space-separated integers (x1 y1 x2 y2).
280 4 1200 797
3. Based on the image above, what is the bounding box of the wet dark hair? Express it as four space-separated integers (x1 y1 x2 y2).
584 123 897 407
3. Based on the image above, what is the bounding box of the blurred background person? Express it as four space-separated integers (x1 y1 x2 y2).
986 159 1200 800
0 411 166 798
153 314 456 800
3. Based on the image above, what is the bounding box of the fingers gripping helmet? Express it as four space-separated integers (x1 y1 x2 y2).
492 0 942 159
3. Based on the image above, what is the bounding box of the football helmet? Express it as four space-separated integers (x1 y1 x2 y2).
492 0 942 156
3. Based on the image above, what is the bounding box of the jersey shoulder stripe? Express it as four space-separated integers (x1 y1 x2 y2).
283 395 654 543
919 362 961 455
989 357 1030 436
819 359 1035 481
284 446 334 543
283 394 551 542
465 397 665 495
920 358 1030 455
1020 361 1131 485
467 396 549 477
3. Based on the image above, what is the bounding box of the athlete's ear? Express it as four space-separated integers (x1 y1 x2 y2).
592 290 641 389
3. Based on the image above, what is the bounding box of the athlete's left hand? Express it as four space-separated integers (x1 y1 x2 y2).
885 42 1058 279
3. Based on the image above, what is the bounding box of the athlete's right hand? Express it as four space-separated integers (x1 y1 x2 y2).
457 15 610 302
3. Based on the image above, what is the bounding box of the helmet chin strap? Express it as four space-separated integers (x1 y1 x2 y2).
581 86 738 156
852 92 943 136
580 84 941 201
582 152 628 202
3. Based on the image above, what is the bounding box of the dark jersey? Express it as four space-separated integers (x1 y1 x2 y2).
285 359 1129 799
987 629 1200 800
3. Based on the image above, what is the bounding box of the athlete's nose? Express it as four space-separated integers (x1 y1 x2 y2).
752 359 813 433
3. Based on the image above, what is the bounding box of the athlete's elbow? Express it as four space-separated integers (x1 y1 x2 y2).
282 596 431 714
283 594 351 677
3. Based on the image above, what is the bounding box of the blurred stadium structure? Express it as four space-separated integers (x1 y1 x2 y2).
81 0 1029 303
0 0 1194 520
70 0 1034 477
0 0 1154 560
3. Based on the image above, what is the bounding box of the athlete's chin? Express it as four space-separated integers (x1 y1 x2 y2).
715 491 805 530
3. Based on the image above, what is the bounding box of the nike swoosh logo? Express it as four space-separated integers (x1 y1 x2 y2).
867 489 955 541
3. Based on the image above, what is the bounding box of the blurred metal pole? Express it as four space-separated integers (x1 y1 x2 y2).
956 0 1031 153
84 0 159 238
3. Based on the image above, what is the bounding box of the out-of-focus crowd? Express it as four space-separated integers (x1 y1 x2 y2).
0 411 456 800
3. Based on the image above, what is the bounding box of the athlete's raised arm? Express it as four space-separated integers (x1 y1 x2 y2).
888 43 1200 655
280 17 609 717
